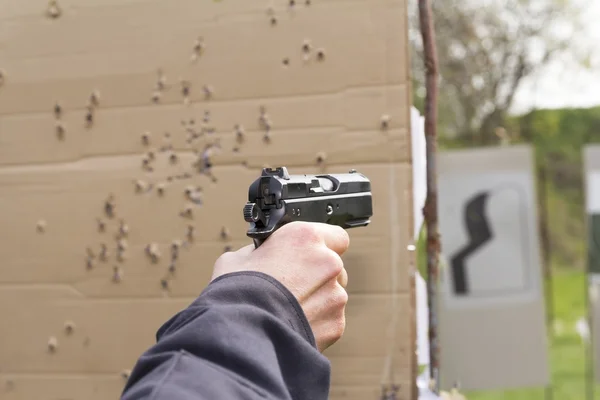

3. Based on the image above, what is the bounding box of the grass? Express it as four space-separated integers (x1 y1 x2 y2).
462 268 599 400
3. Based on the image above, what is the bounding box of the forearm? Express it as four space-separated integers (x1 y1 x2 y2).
121 271 331 400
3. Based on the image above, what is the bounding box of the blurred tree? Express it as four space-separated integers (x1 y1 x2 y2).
409 0 586 145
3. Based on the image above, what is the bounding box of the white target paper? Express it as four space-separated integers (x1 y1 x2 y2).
437 145 549 391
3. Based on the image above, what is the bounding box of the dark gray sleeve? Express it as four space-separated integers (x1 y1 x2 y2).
120 271 331 400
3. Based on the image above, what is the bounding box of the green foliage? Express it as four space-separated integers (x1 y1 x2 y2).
415 106 600 398
509 106 600 269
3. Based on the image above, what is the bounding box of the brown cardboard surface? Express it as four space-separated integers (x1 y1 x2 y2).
0 0 413 398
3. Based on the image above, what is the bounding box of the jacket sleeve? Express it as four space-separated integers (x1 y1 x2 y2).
120 271 331 400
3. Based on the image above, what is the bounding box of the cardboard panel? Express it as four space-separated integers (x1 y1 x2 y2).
0 289 407 372
0 2 407 114
0 163 411 291
0 85 409 166
0 0 413 398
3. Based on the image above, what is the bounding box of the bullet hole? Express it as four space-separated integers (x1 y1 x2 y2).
380 114 391 130
117 220 129 238
55 121 66 140
223 245 232 253
168 262 177 275
316 151 327 165
36 219 47 233
282 58 290 66
171 240 181 261
104 194 116 219
193 36 205 56
270 16 278 25
47 336 58 353
121 370 131 380
203 85 213 100
0 69 5 86
156 69 166 91
99 243 109 262
259 106 273 136
97 218 106 233
181 80 191 98
86 257 94 270
116 248 127 263
189 118 195 125
151 90 161 104
145 243 161 263
220 226 230 240
202 110 211 124
169 152 178 165
46 0 62 19
186 225 195 242
64 320 76 335
316 48 326 61
234 124 245 143
263 131 271 144
305 0 311 5
141 132 151 146
156 183 166 196
112 266 123 283
289 0 296 7
54 102 62 118
117 238 128 252
142 157 153 172
160 278 169 290
302 39 311 53
180 205 194 219
89 90 100 107
263 117 272 131
85 106 94 128
134 179 147 193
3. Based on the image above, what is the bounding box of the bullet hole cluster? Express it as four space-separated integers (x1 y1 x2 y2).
258 106 273 143
152 69 167 104
36 12 357 367
53 102 66 140
84 89 101 128
46 319 79 355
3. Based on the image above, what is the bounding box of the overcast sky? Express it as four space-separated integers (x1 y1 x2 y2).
510 1 600 115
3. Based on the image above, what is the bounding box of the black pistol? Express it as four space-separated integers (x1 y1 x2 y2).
243 167 373 248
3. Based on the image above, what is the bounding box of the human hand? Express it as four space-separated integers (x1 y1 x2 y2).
211 221 350 352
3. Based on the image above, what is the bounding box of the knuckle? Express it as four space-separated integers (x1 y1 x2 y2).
333 285 349 308
286 221 321 246
323 250 344 277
